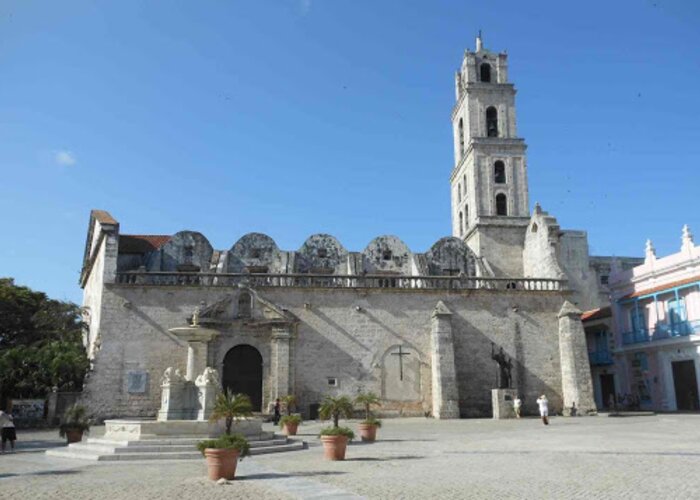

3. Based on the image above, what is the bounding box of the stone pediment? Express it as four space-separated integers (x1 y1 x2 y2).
196 287 297 326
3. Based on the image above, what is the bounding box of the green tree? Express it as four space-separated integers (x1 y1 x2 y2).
355 392 381 421
0 278 84 349
0 278 88 404
319 395 354 428
209 390 254 435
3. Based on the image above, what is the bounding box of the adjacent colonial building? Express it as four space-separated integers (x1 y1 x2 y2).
606 226 700 411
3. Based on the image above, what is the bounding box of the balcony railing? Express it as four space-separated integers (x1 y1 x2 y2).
622 320 700 345
114 272 565 292
589 350 614 365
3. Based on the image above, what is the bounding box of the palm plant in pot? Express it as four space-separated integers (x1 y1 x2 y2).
199 390 253 481
279 395 301 436
355 392 382 442
318 395 355 460
59 404 90 444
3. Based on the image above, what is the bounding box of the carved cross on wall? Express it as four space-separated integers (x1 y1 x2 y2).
391 346 411 381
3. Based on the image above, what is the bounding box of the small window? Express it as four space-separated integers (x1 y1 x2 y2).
531 223 538 233
458 183 462 202
494 161 506 184
464 204 469 229
250 249 261 258
458 118 465 157
382 250 393 261
496 193 507 216
327 377 338 387
480 63 491 83
317 248 328 258
486 106 498 137
459 211 464 236
600 275 609 285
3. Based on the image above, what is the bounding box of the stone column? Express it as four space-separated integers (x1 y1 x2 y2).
558 301 597 415
186 342 208 382
430 301 460 419
271 326 292 399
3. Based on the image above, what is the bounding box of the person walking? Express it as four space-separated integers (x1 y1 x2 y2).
513 396 522 419
273 398 281 425
0 409 16 453
536 394 549 425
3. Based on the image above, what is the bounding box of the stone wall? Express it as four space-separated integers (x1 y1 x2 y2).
81 283 571 420
466 218 529 277
557 231 602 311
146 231 213 272
522 206 566 280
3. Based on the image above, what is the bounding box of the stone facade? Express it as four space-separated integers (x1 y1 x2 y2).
77 35 608 421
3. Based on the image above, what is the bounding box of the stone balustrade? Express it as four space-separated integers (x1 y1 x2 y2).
115 272 565 292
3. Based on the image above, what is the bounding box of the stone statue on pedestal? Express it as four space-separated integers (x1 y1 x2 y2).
490 343 513 389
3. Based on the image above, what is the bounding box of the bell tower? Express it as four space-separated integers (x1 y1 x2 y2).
450 34 531 277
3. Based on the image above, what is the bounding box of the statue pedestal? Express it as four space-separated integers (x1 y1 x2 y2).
195 370 219 421
104 418 264 440
491 388 518 419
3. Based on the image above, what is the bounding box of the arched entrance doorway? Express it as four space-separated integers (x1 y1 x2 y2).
222 345 263 411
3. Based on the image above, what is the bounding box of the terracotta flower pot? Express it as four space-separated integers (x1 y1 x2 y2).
320 435 349 461
204 448 241 481
282 422 299 436
65 429 84 444
358 423 378 442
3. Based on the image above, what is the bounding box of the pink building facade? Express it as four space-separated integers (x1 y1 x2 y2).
609 226 700 411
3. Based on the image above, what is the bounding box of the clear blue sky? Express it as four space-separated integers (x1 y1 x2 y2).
1 0 699 303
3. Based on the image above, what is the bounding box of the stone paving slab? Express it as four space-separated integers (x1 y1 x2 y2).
3 416 700 499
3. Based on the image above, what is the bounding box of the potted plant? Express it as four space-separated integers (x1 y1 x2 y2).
279 395 301 435
59 404 90 444
197 434 250 481
279 414 302 436
281 394 297 416
199 390 253 481
355 392 382 442
318 395 355 460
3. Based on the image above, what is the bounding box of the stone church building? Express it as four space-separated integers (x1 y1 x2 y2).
79 36 613 420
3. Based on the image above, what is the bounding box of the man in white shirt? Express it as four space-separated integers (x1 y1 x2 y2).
513 396 522 418
536 395 549 425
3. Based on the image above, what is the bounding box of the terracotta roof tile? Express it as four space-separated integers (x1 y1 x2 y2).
581 306 611 322
621 274 700 300
119 235 171 254
91 209 118 225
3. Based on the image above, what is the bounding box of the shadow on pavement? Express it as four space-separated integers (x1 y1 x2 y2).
370 439 436 443
344 455 424 462
445 450 700 457
14 440 67 453
0 469 82 479
240 470 346 481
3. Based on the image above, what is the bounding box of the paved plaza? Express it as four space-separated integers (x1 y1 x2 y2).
1 415 699 499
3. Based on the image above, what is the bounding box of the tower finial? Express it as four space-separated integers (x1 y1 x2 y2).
645 239 656 263
476 30 483 52
682 224 695 252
